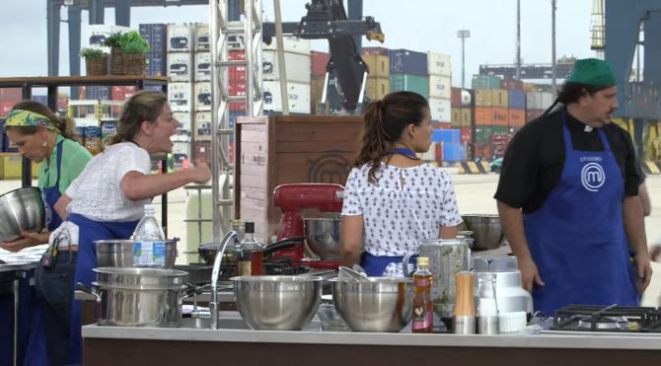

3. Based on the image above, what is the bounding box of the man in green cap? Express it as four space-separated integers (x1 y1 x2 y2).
494 58 652 315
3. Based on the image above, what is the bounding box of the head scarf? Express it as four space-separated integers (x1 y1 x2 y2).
567 58 617 87
5 109 56 130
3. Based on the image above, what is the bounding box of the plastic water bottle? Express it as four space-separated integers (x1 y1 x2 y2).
133 204 167 268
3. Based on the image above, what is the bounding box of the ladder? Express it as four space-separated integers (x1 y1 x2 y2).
209 0 263 242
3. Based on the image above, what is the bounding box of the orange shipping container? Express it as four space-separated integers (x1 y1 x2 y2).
508 109 525 127
493 108 509 126
475 107 494 126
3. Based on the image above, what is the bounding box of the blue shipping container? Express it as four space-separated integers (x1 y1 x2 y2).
509 90 526 110
147 52 167 76
84 86 111 100
443 144 465 162
432 129 460 144
139 24 167 54
389 49 428 76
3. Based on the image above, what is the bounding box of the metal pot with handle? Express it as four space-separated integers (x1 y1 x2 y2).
403 239 471 319
76 267 199 327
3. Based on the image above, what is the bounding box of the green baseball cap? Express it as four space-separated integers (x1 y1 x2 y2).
567 58 617 86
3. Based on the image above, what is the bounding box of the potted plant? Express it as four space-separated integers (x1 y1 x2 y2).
104 32 125 75
80 48 109 76
119 31 151 75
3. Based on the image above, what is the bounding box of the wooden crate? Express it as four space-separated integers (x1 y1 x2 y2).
235 115 362 242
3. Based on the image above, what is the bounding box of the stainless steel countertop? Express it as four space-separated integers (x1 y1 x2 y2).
82 312 661 350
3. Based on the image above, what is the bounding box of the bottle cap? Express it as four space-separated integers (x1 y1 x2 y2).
244 221 255 234
143 204 155 214
417 256 429 267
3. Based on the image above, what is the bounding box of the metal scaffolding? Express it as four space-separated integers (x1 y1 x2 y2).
209 0 263 242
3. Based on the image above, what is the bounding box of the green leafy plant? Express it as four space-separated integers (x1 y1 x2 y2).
104 32 124 48
79 48 108 59
118 31 151 54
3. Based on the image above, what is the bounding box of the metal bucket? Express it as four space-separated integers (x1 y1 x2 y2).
95 239 178 269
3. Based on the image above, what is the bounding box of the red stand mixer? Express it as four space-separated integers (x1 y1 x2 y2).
272 183 344 269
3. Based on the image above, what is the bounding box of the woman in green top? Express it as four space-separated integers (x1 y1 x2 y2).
1 100 91 251
0 100 91 366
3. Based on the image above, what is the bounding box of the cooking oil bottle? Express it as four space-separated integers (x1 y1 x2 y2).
237 221 264 276
412 256 433 333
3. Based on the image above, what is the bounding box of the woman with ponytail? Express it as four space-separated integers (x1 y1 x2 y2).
341 91 462 276
0 100 92 365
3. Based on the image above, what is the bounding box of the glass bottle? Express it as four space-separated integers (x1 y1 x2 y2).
412 256 434 333
237 221 264 276
132 204 167 268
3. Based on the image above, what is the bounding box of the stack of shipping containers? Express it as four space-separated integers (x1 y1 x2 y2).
361 49 390 103
166 24 194 134
192 24 211 163
387 49 429 101
426 52 456 162
309 51 330 113
262 37 312 115
0 88 22 154
472 75 508 160
450 88 472 159
525 89 554 123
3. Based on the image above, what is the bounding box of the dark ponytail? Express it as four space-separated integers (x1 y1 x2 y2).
6 100 80 142
543 82 612 116
354 91 429 184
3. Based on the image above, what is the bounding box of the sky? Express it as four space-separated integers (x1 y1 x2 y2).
0 0 595 88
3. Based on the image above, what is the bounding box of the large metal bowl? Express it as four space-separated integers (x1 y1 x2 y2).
95 239 178 268
231 275 323 330
331 277 413 332
0 187 45 242
460 214 505 251
304 218 341 260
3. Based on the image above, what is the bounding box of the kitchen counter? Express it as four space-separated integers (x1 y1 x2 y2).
82 312 661 366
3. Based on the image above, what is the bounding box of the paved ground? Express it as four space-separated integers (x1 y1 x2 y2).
2 168 661 306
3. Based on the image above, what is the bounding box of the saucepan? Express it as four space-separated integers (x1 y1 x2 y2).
197 236 305 265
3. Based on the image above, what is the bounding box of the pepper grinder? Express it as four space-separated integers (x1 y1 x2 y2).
453 271 476 334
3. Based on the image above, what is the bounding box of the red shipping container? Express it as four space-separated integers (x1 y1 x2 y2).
229 82 247 96
451 87 462 107
0 88 22 102
526 109 544 123
230 101 247 111
493 108 509 126
0 101 16 118
111 86 137 101
508 109 525 127
460 127 472 144
500 79 523 91
311 51 330 76
432 121 452 129
362 47 389 56
193 141 212 164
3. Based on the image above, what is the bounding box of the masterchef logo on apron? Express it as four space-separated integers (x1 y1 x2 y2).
581 162 606 192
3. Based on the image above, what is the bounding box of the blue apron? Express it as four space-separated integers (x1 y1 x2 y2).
361 252 417 277
43 139 65 231
67 214 139 365
523 111 639 316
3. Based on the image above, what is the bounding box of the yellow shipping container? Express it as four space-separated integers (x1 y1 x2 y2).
475 89 494 107
461 108 472 127
451 108 461 127
366 77 390 101
494 90 509 108
310 75 326 114
363 55 390 78
0 154 39 180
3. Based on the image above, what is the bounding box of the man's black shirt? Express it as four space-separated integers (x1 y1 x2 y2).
494 108 641 214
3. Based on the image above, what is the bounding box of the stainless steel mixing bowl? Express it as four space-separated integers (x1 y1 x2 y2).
231 275 324 330
460 214 505 251
95 239 178 268
304 218 341 260
0 187 45 242
331 277 413 332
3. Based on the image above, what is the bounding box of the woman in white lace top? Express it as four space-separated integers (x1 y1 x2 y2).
341 91 462 276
